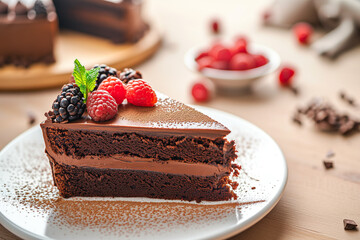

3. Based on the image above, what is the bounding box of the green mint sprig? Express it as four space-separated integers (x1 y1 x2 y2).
73 59 100 103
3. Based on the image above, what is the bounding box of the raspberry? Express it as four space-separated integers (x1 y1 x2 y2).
51 83 86 123
92 64 118 89
126 79 157 107
212 47 232 62
253 54 268 67
209 42 224 56
210 60 228 70
195 51 209 62
231 36 248 55
197 56 214 71
262 10 271 22
98 76 126 105
278 67 295 86
208 43 232 62
293 22 313 45
191 81 211 102
229 53 256 70
119 68 142 84
210 19 220 34
87 90 118 122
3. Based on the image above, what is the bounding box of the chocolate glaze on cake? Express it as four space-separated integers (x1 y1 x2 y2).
41 93 239 202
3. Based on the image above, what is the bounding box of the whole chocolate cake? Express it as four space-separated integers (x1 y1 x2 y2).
53 0 148 43
0 0 148 67
40 62 239 202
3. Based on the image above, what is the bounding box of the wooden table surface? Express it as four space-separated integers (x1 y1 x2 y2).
0 0 359 239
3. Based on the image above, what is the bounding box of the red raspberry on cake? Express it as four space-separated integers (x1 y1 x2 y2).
126 79 157 107
87 90 118 122
293 22 313 45
98 76 126 105
278 66 296 86
229 53 256 70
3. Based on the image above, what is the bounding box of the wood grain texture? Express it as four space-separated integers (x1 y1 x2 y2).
0 27 161 91
0 0 359 239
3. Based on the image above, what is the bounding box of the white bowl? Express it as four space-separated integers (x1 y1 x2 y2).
184 43 281 89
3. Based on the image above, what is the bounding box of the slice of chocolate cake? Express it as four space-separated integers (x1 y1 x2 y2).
0 0 57 67
41 61 239 202
41 92 239 202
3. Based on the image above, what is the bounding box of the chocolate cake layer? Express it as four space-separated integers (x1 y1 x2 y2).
53 0 148 43
44 127 236 165
48 154 237 202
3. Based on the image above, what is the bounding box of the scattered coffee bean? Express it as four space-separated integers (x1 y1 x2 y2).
251 187 256 190
343 219 358 230
323 160 333 169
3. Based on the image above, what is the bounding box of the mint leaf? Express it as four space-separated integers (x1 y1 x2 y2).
72 59 99 103
86 67 100 93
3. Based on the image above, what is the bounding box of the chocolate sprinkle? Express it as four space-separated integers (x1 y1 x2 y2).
343 219 358 230
323 161 333 169
27 111 36 125
294 98 360 136
292 113 302 126
289 86 299 96
339 91 357 107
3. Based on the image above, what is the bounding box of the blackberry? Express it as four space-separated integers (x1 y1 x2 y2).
119 68 142 84
51 83 86 123
33 0 48 17
92 64 118 89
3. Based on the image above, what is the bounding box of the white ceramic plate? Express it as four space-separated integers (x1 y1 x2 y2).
0 106 287 240
184 43 281 89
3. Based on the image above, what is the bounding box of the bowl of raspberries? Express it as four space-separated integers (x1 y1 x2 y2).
185 36 281 89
